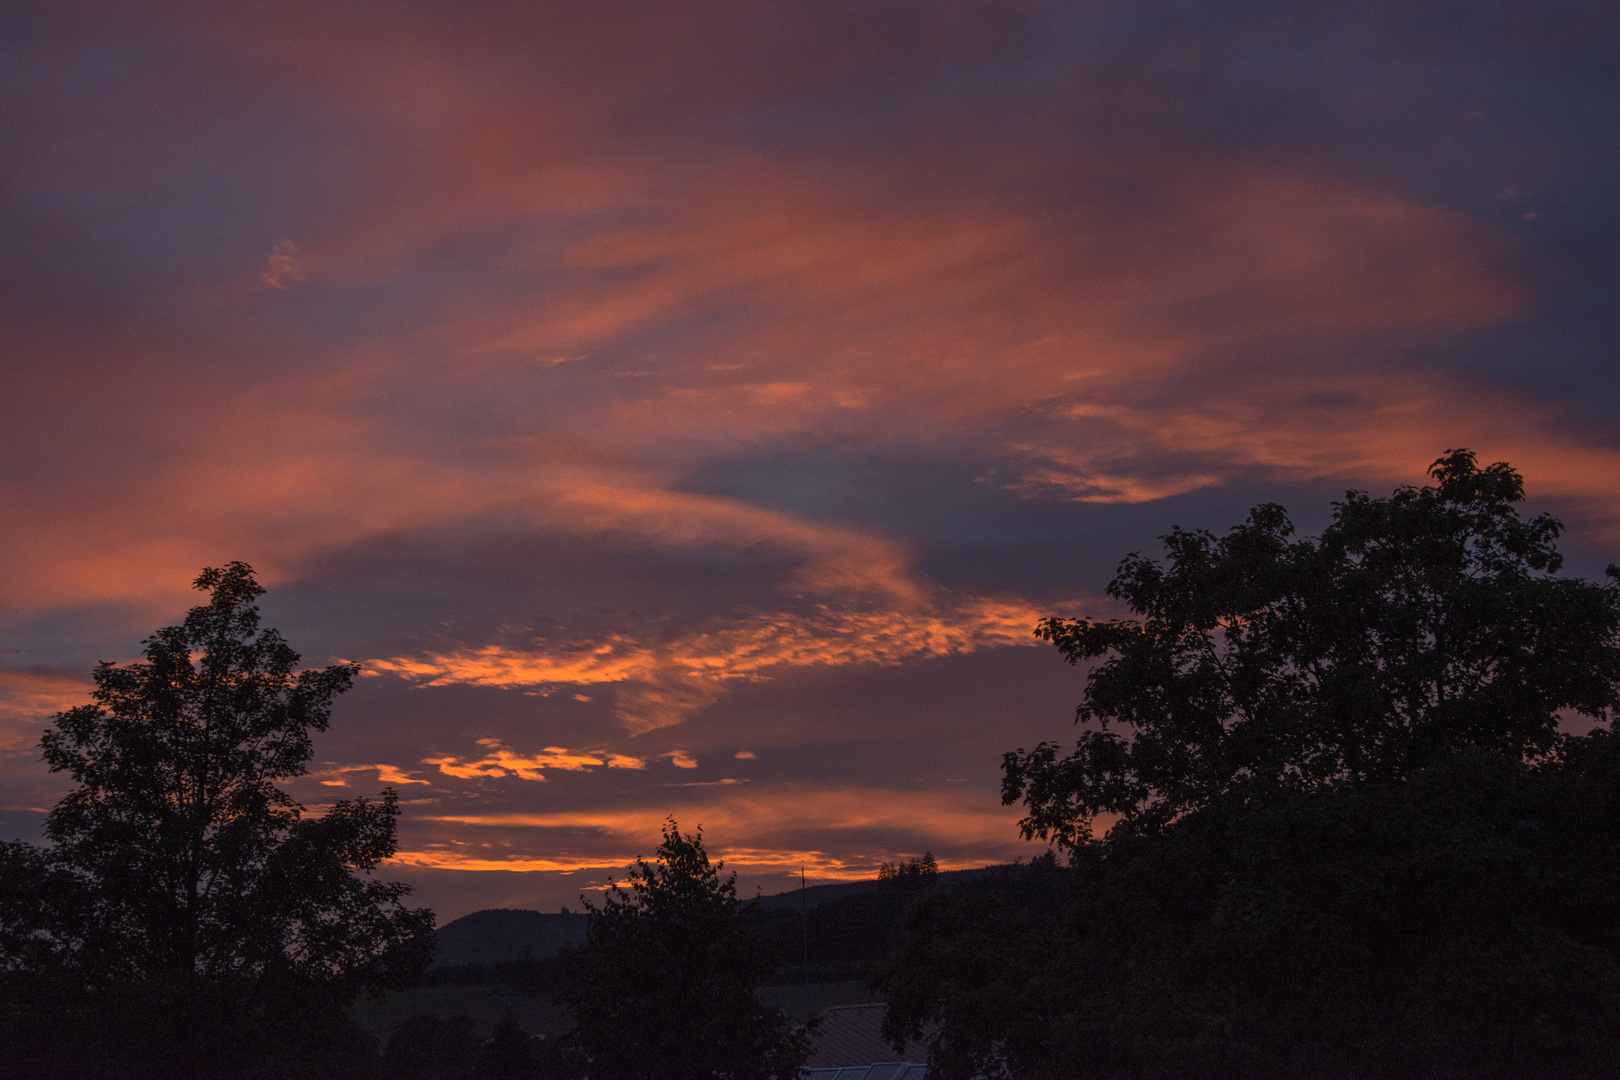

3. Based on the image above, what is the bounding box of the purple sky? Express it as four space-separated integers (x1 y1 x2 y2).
3 0 1617 920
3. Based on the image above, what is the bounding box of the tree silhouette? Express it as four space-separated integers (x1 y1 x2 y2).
884 453 1620 1080
878 852 940 888
0 562 434 1077
556 819 811 1080
1004 449 1620 848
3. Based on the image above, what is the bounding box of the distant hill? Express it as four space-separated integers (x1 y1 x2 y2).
749 866 994 913
427 881 890 967
433 908 586 967
431 862 1059 976
750 879 879 911
426 885 880 968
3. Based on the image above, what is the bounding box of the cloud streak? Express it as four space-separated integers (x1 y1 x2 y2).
259 240 304 290
370 594 1046 733
422 738 646 781
0 668 88 751
393 782 1040 878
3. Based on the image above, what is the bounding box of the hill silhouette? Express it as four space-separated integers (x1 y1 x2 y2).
429 860 1063 983
433 908 587 967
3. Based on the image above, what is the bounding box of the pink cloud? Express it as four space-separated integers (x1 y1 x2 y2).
0 668 89 750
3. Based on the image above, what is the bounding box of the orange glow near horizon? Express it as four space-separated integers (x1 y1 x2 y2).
387 782 1042 879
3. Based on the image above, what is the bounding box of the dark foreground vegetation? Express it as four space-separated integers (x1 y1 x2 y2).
5 450 1619 1080
0 566 811 1080
0 565 436 1079
393 853 1070 1078
354 821 816 1080
879 451 1620 1080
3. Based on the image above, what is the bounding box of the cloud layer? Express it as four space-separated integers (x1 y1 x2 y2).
3 0 1616 916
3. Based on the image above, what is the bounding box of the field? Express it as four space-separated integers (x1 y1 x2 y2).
350 978 878 1040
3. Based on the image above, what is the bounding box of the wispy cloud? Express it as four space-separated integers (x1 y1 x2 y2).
422 738 647 782
369 594 1046 733
1009 373 1620 540
394 783 1040 877
0 668 88 750
310 762 432 787
259 239 304 289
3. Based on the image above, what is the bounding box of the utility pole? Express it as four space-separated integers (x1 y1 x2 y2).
801 865 809 989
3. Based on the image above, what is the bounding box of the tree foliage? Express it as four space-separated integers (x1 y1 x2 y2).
0 562 434 1077
874 854 1071 1080
885 452 1620 1079
555 819 812 1080
1004 450 1620 847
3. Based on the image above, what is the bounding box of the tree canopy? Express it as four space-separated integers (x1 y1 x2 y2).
1 562 433 1077
1004 449 1620 847
555 819 811 1080
883 452 1620 1080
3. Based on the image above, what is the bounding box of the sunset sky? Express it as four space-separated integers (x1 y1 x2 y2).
2 1 1617 921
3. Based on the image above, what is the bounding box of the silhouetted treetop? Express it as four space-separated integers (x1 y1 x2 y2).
878 852 940 888
1005 450 1620 847
2 562 433 1077
556 819 810 1080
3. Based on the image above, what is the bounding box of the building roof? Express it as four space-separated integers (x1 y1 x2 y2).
805 1003 927 1074
804 1065 926 1080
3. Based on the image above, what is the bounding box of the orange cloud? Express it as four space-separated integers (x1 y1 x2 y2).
397 782 1040 877
1010 371 1620 541
390 851 623 874
310 762 433 787
390 846 988 879
0 669 89 751
375 763 432 786
5 103 1591 630
422 739 647 782
18 0 1620 643
371 594 1048 733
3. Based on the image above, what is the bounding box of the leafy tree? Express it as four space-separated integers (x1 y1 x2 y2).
483 1007 570 1079
0 562 434 1077
874 855 1071 1079
0 839 86 975
1004 449 1620 847
884 453 1620 1079
1063 747 1620 1079
556 819 812 1080
382 1012 481 1080
893 748 1620 1080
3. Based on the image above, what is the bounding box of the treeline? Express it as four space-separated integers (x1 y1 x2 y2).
749 853 1066 985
